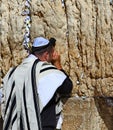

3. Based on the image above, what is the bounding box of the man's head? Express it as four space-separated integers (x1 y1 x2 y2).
31 37 56 62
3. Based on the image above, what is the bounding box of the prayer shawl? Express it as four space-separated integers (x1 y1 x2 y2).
1 55 66 130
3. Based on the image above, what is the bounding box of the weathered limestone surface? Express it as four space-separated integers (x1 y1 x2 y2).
63 97 113 130
0 0 113 129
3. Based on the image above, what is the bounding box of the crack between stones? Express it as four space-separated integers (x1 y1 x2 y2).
63 1 71 75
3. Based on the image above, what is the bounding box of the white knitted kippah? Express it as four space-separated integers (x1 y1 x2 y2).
32 37 49 47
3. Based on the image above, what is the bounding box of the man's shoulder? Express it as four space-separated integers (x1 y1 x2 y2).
40 62 57 72
3 67 17 82
39 62 66 78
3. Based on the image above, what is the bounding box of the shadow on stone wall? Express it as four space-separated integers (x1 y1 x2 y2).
94 96 113 130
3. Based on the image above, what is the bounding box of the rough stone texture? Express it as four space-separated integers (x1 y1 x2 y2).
62 97 113 130
0 0 113 129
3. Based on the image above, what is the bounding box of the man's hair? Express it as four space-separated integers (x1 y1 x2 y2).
31 38 56 56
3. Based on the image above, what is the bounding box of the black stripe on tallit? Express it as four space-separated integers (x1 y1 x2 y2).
5 81 15 115
56 112 61 117
20 111 24 130
12 113 17 126
23 83 30 130
40 67 57 73
4 96 16 130
55 97 61 105
8 67 17 80
31 59 42 130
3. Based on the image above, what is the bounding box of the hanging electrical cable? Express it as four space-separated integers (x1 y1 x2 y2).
22 0 31 53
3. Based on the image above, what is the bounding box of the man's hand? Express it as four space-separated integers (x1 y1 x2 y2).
51 51 62 70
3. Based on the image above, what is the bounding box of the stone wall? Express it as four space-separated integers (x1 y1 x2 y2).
63 97 113 130
1 0 113 129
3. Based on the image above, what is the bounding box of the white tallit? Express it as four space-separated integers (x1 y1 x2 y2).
1 54 66 130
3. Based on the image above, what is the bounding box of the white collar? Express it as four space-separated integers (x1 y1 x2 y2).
28 54 38 60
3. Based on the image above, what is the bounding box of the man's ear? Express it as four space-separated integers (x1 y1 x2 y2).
43 51 49 61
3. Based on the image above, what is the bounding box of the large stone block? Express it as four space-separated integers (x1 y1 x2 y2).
62 97 113 130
